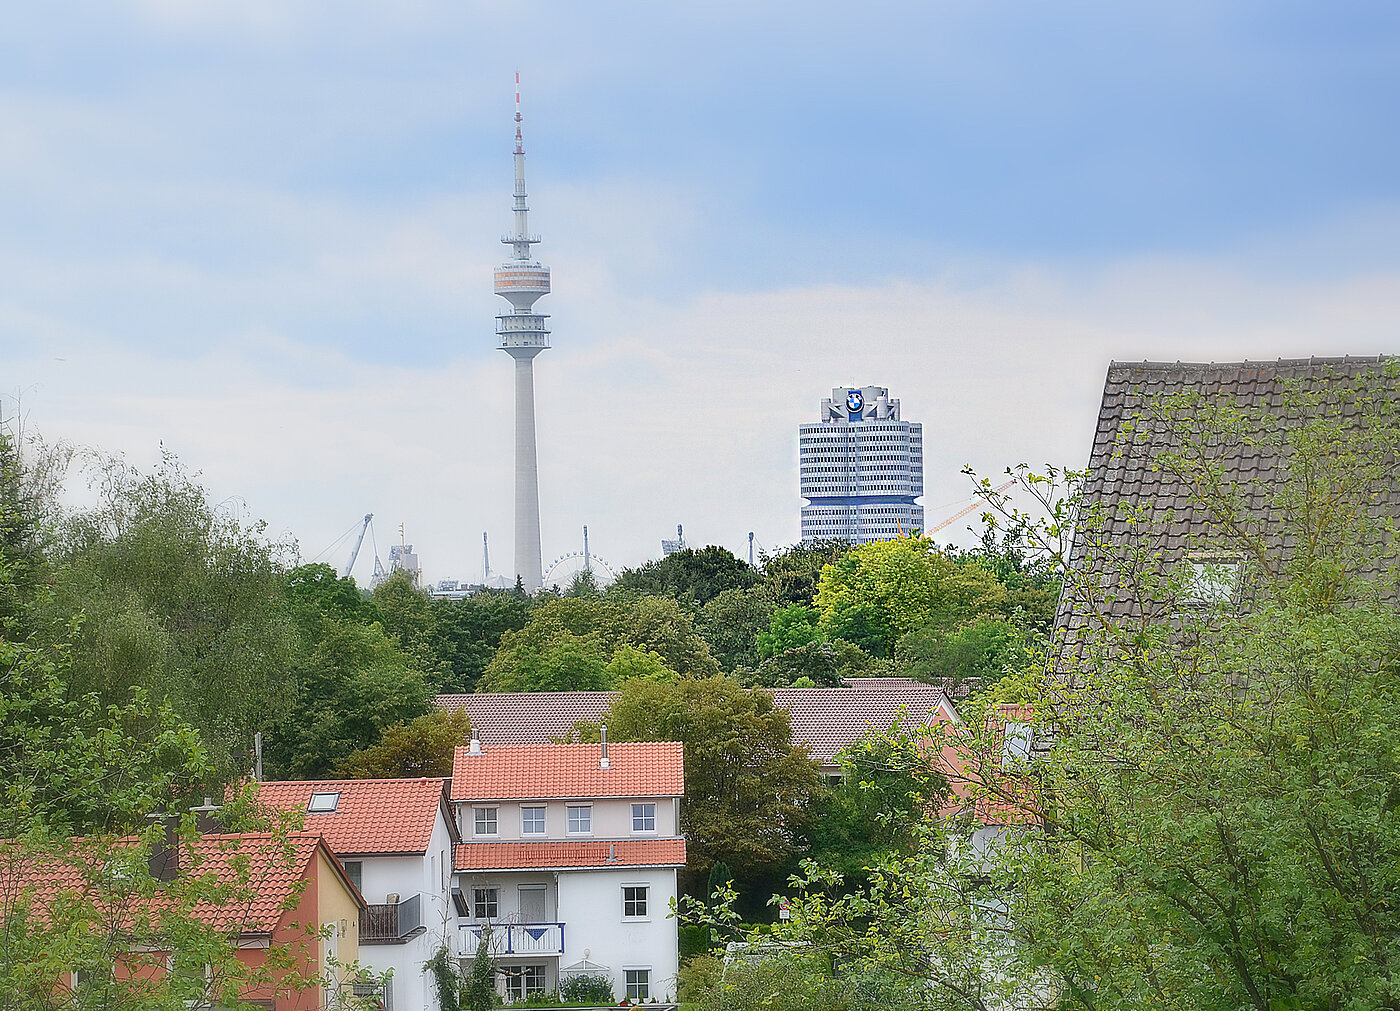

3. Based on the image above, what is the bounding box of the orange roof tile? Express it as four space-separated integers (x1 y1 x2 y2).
454 838 686 872
450 742 683 802
0 832 349 934
254 778 449 856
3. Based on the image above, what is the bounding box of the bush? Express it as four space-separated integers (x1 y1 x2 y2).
679 923 712 959
558 974 615 1005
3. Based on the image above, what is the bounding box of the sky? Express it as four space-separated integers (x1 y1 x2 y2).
3 1 1399 585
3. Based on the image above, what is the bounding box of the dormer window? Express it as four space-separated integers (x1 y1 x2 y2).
1181 554 1243 607
307 792 340 813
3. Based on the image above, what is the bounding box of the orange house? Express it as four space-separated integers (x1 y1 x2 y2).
1 829 368 1010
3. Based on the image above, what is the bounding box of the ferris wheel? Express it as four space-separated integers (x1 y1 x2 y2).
542 525 617 589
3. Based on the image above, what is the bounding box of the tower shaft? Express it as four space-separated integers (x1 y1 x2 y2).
512 353 544 590
494 74 551 592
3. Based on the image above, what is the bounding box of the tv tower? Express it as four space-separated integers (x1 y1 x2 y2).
494 73 550 591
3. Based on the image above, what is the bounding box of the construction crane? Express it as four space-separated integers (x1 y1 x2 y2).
927 480 1016 534
343 514 374 578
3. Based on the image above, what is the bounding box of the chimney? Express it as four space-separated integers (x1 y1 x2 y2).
147 813 180 882
599 725 610 770
190 797 222 834
469 736 482 756
606 843 617 863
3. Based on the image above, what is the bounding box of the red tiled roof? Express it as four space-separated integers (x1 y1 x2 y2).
254 778 448 856
454 838 686 872
435 687 956 765
0 832 344 934
450 742 683 802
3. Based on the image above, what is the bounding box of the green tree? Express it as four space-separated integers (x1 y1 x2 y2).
477 628 612 693
748 641 843 688
813 537 1007 657
806 725 947 887
334 706 473 778
894 614 1029 687
575 675 820 891
695 585 775 672
759 540 850 608
611 545 757 608
755 603 821 659
433 590 534 693
374 570 452 688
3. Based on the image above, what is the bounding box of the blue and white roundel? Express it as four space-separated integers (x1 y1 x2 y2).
846 390 864 413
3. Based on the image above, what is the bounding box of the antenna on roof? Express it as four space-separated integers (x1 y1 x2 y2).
600 724 610 770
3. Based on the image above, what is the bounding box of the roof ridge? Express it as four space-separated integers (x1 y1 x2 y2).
1107 355 1390 371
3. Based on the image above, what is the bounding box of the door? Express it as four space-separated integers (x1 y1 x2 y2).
518 884 546 923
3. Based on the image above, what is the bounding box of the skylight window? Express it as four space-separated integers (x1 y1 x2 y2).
1181 554 1243 607
307 792 340 813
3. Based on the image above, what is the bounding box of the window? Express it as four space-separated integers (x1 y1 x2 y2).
624 969 651 1001
504 965 546 1000
631 803 656 833
521 806 546 835
343 860 362 893
1004 722 1033 764
474 807 498 836
474 887 499 920
622 885 649 918
1182 555 1243 607
567 805 592 834
307 792 339 813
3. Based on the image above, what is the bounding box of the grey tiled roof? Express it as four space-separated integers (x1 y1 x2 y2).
1056 356 1400 659
436 686 956 766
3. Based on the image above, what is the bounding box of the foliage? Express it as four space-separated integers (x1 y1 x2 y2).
694 586 775 672
678 947 919 1011
334 706 472 778
806 725 946 887
427 943 465 1011
893 614 1029 687
610 545 757 608
43 448 302 783
813 536 1007 657
758 540 850 608
755 603 821 660
467 935 497 1011
575 676 820 889
747 641 843 688
479 596 718 691
558 972 615 1004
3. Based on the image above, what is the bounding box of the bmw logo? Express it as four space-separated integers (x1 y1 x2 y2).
846 390 864 413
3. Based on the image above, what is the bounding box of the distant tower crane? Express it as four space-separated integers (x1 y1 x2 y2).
343 513 373 578
927 480 1016 534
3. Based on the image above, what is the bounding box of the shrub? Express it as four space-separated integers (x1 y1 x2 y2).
559 973 615 1005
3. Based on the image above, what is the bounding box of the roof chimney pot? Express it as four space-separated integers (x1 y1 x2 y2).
599 725 610 770
469 737 482 756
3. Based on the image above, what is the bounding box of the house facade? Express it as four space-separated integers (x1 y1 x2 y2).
450 739 685 1004
256 777 461 1011
2 829 365 1010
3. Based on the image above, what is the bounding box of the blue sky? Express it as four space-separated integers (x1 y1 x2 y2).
4 2 1399 581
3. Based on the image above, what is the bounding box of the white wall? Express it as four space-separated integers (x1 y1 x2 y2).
556 867 680 1003
455 797 678 841
355 808 459 1011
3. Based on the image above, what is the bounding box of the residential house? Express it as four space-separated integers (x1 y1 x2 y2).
1 828 364 1010
1056 356 1400 665
450 739 685 1004
256 777 461 1011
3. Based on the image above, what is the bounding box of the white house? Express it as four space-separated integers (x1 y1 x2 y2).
450 737 685 1004
256 777 462 1011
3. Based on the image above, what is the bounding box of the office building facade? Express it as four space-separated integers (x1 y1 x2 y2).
800 385 923 543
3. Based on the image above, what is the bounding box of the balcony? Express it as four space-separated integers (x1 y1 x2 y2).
460 922 565 957
360 893 425 945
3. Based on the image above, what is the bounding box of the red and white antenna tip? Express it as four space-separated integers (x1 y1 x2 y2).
514 71 522 123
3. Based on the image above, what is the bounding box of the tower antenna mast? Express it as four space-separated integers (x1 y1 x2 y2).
494 71 551 591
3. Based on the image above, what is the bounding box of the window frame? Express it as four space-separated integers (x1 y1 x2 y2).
624 968 651 1001
474 886 500 921
307 791 340 813
521 805 547 835
342 860 363 894
631 803 657 833
474 806 499 837
504 964 547 1000
622 884 649 920
566 804 592 835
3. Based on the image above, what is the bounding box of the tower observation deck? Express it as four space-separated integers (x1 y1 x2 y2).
495 75 550 591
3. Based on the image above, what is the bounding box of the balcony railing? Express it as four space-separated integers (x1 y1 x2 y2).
460 922 565 957
361 893 424 944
